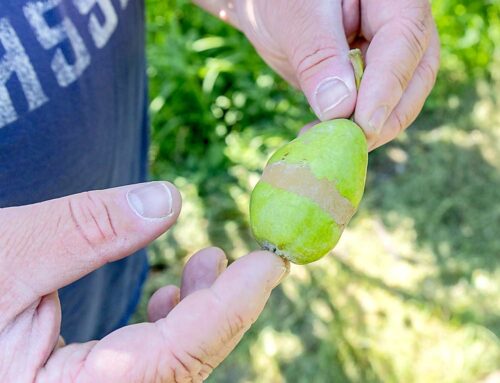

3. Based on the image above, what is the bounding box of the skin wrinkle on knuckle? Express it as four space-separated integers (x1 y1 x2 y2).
198 362 214 381
66 192 119 256
82 192 119 243
399 16 430 62
400 0 431 27
388 65 410 93
154 323 205 383
168 349 201 383
208 288 251 344
185 351 213 383
294 47 342 82
223 312 246 345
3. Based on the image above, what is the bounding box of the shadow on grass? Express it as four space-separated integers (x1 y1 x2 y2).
364 85 500 335
197 170 257 260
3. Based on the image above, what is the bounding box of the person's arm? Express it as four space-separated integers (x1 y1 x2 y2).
0 182 287 382
192 0 440 150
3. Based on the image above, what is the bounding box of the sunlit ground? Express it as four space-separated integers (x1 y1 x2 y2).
134 1 500 381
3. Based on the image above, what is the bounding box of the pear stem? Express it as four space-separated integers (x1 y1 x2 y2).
348 49 364 122
348 48 364 91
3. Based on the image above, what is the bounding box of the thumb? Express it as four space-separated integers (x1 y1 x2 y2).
284 1 356 120
39 252 287 382
0 182 181 322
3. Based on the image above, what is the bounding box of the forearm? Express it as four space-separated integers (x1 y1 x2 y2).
192 0 240 29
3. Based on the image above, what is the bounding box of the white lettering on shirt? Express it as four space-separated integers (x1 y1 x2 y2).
0 18 48 129
24 0 91 87
72 0 118 49
119 0 130 9
0 0 131 128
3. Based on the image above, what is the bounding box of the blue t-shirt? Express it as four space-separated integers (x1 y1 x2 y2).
0 0 149 342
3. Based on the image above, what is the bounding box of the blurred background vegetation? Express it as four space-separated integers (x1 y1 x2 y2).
134 0 500 381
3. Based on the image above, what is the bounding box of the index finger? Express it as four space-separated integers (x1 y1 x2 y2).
52 251 288 382
355 0 434 141
157 251 288 380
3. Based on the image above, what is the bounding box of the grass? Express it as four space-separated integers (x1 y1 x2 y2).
133 0 500 381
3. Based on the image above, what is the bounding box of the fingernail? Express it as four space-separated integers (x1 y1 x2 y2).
127 182 173 219
368 106 389 135
217 257 228 276
314 77 351 119
172 289 180 306
274 258 291 287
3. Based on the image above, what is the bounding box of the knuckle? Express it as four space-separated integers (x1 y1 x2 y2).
67 192 118 252
209 290 250 343
158 321 214 383
293 46 343 82
402 0 432 28
400 16 428 60
399 1 432 56
220 311 247 345
389 65 412 93
230 311 248 335
167 348 209 383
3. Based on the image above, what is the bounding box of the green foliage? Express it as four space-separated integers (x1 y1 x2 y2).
146 0 308 181
137 0 500 382
428 0 500 112
433 0 499 80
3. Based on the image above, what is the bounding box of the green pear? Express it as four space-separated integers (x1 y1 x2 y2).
250 119 368 264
